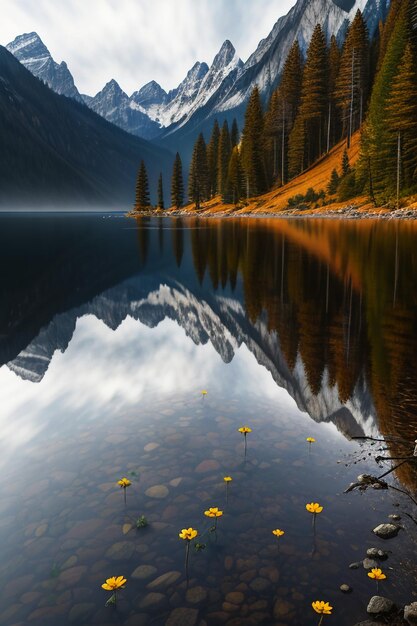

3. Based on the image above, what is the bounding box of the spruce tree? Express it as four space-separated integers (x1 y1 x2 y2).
135 160 150 211
327 168 340 194
327 35 341 150
231 118 240 148
265 40 303 185
189 133 209 210
385 42 417 200
341 149 351 177
360 0 413 202
335 10 369 145
217 121 232 201
171 152 184 208
157 173 164 210
207 120 220 198
228 146 244 205
241 86 267 197
289 24 328 176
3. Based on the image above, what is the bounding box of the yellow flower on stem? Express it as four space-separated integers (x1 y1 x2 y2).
312 600 333 625
238 426 252 456
272 529 285 537
223 476 232 483
306 437 316 443
306 502 323 514
201 390 208 397
102 576 126 607
179 527 198 541
179 527 198 579
368 568 386 593
117 477 131 505
367 568 386 580
102 576 127 591
204 507 223 530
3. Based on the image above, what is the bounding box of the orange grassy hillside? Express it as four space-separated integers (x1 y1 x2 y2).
178 130 362 216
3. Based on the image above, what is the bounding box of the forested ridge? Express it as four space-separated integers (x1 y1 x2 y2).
134 0 417 213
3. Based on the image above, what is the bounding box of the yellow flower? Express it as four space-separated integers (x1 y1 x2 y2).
368 568 386 580
201 390 208 396
272 529 285 537
238 426 252 434
117 477 131 488
179 527 198 541
306 437 316 443
312 600 333 615
204 507 223 518
306 502 323 514
223 476 232 483
101 576 127 591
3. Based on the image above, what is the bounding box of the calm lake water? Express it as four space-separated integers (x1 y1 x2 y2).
1 214 417 626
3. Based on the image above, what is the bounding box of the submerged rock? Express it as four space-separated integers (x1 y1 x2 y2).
166 607 199 626
372 524 400 539
363 558 378 570
366 548 388 560
405 602 417 624
340 584 352 593
367 596 396 616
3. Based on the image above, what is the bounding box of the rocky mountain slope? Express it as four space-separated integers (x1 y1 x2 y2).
0 46 173 206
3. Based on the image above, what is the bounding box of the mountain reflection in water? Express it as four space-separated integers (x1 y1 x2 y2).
1 214 417 489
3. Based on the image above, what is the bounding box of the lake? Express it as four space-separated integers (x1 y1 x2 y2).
0 214 416 626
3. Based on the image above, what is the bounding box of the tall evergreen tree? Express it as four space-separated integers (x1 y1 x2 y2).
360 0 414 202
228 146 244 205
264 40 303 186
335 10 369 146
218 121 232 201
134 160 150 211
157 173 164 210
241 86 267 197
207 120 220 198
231 118 240 148
385 41 417 201
171 152 184 209
327 35 341 151
189 133 209 210
288 25 328 176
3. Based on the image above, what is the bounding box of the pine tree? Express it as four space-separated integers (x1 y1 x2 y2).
134 160 150 211
241 86 267 197
189 133 209 210
341 149 351 177
360 0 414 202
327 35 341 151
335 10 369 146
327 168 340 194
218 121 232 201
207 120 220 198
264 41 303 185
288 24 328 176
157 173 164 210
231 118 240 148
228 146 244 205
171 152 184 208
385 41 417 202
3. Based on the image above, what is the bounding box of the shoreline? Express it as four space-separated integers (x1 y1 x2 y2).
127 205 417 221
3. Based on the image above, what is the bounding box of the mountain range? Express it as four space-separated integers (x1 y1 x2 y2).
6 0 390 156
0 45 172 207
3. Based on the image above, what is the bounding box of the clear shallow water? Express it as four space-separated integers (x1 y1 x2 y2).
0 214 417 626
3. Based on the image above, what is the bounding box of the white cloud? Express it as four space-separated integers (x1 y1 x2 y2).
0 0 296 95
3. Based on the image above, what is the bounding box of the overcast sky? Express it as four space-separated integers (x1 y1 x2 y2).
1 0 296 96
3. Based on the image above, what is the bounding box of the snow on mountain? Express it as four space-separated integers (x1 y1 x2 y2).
6 0 390 143
213 0 389 114
6 32 83 103
7 275 377 439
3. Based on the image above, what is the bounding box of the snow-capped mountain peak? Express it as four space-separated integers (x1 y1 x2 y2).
6 31 83 102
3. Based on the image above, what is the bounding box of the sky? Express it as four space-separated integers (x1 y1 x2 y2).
1 0 296 96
